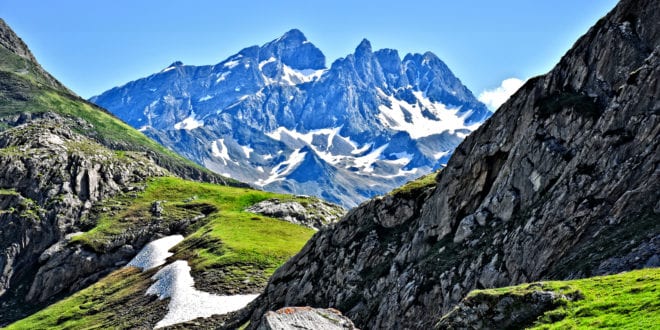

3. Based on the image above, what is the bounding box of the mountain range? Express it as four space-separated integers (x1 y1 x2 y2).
90 30 491 206
1 0 658 328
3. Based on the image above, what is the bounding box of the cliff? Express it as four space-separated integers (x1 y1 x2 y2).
245 0 659 328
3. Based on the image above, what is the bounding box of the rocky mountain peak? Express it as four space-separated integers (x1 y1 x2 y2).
260 28 325 70
278 28 307 44
91 28 491 207
355 38 373 56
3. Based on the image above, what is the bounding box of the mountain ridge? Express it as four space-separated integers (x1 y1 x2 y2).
91 29 490 206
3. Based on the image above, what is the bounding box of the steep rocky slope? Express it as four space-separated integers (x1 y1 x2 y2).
0 18 244 325
91 30 490 207
244 0 659 328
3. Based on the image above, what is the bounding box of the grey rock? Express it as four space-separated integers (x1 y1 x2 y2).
246 198 345 230
438 288 571 329
453 215 475 243
243 1 660 328
257 307 358 330
151 200 164 217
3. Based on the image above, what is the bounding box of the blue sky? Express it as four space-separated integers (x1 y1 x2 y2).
2 0 618 102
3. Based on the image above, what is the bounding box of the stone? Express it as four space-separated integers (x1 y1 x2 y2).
257 307 358 330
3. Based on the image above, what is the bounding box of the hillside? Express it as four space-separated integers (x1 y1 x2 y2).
243 0 660 328
439 268 659 329
5 177 328 329
0 18 342 327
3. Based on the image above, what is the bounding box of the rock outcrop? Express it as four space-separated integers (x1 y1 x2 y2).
244 0 660 328
256 307 358 330
246 198 346 230
0 116 167 323
437 287 576 329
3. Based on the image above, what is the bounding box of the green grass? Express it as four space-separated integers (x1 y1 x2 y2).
388 170 438 198
0 44 232 184
8 177 316 329
71 176 314 280
470 268 660 329
5 268 165 330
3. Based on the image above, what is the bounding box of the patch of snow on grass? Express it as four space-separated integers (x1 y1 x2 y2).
147 260 258 328
126 235 184 271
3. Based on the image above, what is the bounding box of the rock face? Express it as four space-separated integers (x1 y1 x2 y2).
91 29 490 207
437 287 575 329
244 0 660 328
257 307 358 330
246 198 346 230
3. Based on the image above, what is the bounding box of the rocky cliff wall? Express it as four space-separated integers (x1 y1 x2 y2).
245 0 660 328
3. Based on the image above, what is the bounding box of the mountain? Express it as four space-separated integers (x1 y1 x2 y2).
239 0 660 328
0 18 343 327
90 30 490 207
0 16 230 324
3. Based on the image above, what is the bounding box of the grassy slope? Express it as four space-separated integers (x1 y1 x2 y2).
470 268 660 329
7 177 316 329
388 170 438 198
0 44 237 185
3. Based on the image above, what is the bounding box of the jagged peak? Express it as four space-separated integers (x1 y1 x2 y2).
277 28 307 43
260 29 325 70
161 61 184 72
355 38 373 55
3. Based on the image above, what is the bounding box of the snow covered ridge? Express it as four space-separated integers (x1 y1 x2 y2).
91 29 491 207
125 235 258 328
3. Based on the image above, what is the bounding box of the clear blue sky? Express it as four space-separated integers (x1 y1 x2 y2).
1 0 618 99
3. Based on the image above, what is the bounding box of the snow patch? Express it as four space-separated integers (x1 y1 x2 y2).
256 148 307 186
198 95 214 102
211 139 232 165
127 235 184 271
258 57 277 70
281 65 325 85
223 60 240 69
352 144 388 173
241 145 254 158
266 127 343 164
174 111 204 130
376 89 481 139
147 260 258 328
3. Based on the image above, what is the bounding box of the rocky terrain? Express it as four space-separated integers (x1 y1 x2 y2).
0 18 333 327
0 17 241 324
91 29 491 207
242 0 660 328
256 307 358 330
246 198 346 230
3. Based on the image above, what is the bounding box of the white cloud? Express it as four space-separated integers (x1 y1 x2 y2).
478 78 525 111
